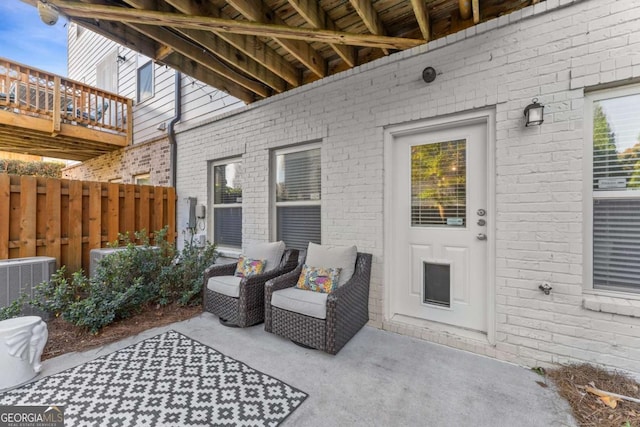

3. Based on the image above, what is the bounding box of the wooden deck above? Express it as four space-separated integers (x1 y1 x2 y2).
0 58 132 161
34 0 539 103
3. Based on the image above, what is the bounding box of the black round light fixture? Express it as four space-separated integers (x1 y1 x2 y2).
422 67 437 83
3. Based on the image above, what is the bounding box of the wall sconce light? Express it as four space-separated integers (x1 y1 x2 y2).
523 98 544 127
117 55 127 64
157 122 167 131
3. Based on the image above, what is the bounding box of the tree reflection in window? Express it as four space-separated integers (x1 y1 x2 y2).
411 140 466 226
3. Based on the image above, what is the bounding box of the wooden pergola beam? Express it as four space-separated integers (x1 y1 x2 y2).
162 1 288 92
127 23 270 98
122 0 286 93
287 0 357 67
164 0 300 88
348 0 390 55
411 0 431 41
226 0 326 78
120 0 273 97
49 1 422 50
472 0 480 24
71 16 158 58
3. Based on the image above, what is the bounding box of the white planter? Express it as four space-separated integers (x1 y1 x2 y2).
0 316 48 391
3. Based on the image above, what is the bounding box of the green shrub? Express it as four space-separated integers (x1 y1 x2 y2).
158 239 218 306
0 294 29 321
31 267 90 317
30 228 217 333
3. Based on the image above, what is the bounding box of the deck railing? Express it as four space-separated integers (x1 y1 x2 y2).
0 58 132 143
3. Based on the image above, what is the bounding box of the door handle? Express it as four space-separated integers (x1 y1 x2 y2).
476 233 487 241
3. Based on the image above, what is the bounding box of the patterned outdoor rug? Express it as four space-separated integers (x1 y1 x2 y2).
0 330 308 426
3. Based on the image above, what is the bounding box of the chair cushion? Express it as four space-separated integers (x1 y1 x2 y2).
271 287 329 320
296 264 341 294
306 242 357 286
234 255 266 278
207 275 242 298
245 241 285 272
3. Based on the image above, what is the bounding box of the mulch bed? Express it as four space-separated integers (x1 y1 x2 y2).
548 364 640 427
42 303 202 360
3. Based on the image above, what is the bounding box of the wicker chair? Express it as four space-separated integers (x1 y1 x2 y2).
265 252 372 354
203 249 299 327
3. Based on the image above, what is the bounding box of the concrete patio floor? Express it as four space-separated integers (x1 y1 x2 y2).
41 313 576 426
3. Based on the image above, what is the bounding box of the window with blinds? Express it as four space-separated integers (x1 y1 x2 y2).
274 147 321 250
411 140 466 227
591 91 640 292
212 160 242 248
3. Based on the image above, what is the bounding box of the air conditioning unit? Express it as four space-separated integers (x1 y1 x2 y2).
90 246 159 277
0 256 56 317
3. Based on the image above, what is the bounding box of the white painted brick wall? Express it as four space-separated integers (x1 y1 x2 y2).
176 0 640 375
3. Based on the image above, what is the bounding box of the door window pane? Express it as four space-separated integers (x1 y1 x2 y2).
411 140 466 227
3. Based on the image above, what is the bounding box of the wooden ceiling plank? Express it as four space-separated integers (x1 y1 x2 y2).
127 23 269 98
165 0 300 87
348 0 390 55
179 28 286 92
287 0 357 67
472 0 480 24
226 0 327 78
163 0 289 92
52 1 423 50
119 0 270 97
410 0 430 41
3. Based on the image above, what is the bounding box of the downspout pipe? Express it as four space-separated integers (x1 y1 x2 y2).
168 71 181 187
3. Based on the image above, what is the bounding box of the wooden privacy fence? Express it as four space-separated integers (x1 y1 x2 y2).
0 174 176 275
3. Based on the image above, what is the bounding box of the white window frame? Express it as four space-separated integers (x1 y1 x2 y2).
134 173 151 185
210 158 243 251
271 143 322 248
136 59 154 103
583 83 640 298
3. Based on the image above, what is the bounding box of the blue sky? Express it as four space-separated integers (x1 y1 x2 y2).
0 0 68 76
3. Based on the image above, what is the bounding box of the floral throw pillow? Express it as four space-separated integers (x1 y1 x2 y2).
234 255 266 278
296 264 342 294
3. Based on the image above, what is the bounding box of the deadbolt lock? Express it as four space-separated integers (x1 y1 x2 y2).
477 219 486 226
477 209 486 216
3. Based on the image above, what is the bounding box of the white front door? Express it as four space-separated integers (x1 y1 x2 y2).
390 120 488 332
